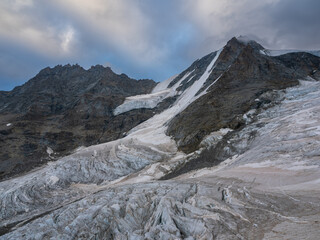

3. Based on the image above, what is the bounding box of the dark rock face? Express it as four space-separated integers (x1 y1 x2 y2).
0 64 156 180
274 52 320 79
167 38 320 153
0 64 155 115
168 51 217 93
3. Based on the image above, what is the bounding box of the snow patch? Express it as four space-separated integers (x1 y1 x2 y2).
73 146 86 153
199 73 223 97
114 89 172 115
200 128 233 148
6 123 12 127
222 187 232 203
46 147 54 157
151 74 178 93
110 203 121 211
263 49 320 57
48 175 59 185
128 49 222 147
114 49 221 117
172 48 222 111
114 71 194 115
243 109 257 123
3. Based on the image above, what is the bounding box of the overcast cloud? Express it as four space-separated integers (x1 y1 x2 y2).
1 0 319 90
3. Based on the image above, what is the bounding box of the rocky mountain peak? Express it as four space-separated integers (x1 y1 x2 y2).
88 64 112 73
0 63 156 180
37 64 84 76
166 37 320 153
226 36 264 53
226 36 245 48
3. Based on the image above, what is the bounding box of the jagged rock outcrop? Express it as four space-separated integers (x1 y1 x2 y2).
0 65 156 180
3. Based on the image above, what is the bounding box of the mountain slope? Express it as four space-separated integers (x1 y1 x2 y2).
0 37 320 239
167 37 320 153
0 65 156 180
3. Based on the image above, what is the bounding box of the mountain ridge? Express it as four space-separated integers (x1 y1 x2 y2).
0 64 156 180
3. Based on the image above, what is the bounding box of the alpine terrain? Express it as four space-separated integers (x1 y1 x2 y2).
0 37 320 239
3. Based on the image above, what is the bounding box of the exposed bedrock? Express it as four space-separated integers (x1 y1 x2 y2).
167 37 320 153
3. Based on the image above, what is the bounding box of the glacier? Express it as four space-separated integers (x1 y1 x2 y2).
1 79 320 239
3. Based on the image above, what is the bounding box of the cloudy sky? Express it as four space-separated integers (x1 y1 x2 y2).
1 0 320 90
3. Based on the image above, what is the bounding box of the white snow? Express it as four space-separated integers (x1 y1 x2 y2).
46 147 54 156
110 203 121 211
176 49 222 109
199 73 223 97
261 49 320 57
243 109 256 123
200 128 232 148
113 89 172 115
186 75 195 83
128 49 222 146
0 47 244 235
6 123 12 127
48 175 59 185
114 71 194 115
114 50 222 117
151 74 178 93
